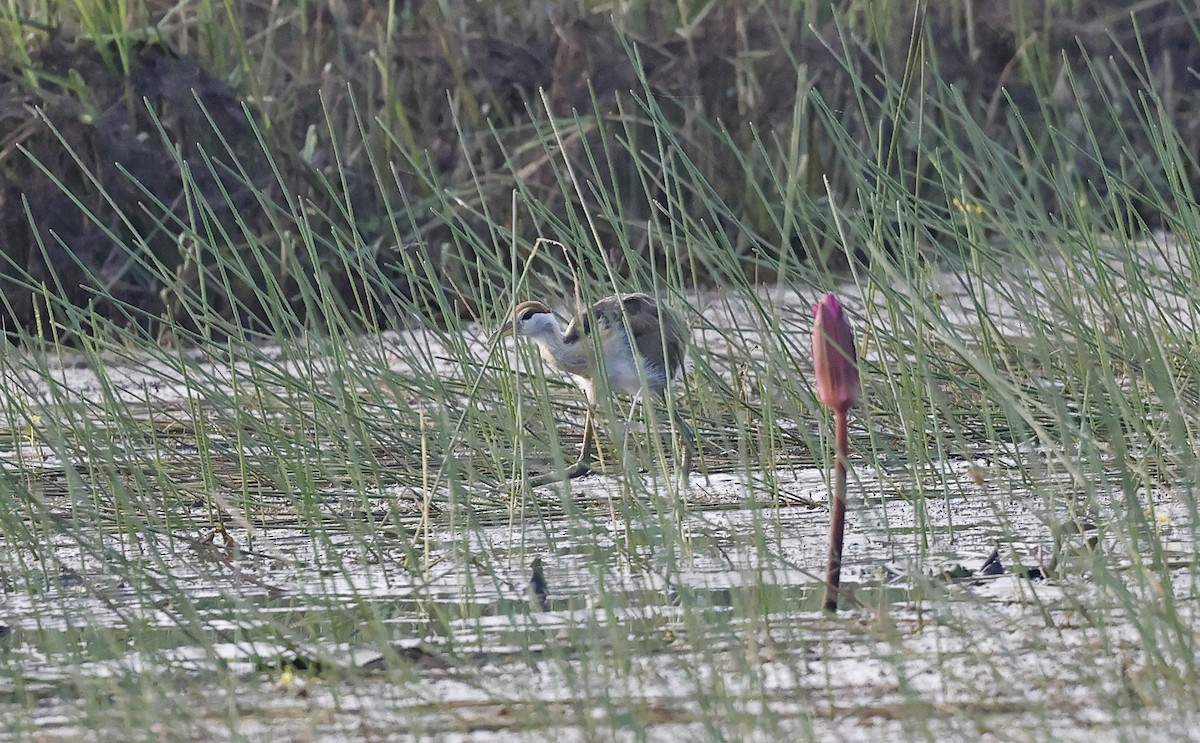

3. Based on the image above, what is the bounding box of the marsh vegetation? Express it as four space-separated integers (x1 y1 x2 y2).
1 2 1200 739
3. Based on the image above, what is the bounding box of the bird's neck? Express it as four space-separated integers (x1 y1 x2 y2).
530 329 590 377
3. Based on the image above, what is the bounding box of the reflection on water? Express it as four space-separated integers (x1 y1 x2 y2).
0 460 1194 740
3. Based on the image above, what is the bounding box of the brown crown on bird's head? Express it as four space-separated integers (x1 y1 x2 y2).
494 300 557 340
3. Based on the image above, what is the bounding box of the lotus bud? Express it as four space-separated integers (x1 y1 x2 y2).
812 293 860 413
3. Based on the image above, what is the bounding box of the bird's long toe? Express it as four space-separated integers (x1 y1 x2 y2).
512 458 593 488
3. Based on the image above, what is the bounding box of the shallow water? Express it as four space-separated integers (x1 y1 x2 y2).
0 450 1194 741
1 276 1198 741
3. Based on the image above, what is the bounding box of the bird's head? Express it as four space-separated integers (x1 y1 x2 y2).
494 301 560 342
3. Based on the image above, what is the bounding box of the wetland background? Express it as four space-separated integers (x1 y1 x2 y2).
2 1 1200 740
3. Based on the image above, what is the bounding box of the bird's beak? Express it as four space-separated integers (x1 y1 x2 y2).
490 319 516 345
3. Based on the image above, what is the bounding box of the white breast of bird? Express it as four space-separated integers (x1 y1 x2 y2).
597 327 668 398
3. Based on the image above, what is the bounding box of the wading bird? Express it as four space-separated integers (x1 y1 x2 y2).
495 293 694 485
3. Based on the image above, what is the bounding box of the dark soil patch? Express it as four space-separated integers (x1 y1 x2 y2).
1 2 1198 342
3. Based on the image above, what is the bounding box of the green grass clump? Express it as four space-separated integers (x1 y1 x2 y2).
0 1 1198 740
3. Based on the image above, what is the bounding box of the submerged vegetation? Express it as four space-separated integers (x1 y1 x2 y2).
0 1 1199 739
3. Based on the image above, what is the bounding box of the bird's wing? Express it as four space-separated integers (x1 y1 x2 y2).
658 305 688 378
619 294 687 379
564 294 688 380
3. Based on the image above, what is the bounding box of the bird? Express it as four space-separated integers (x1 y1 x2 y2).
494 292 694 484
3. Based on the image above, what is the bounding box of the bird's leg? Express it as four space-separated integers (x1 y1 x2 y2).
573 407 598 473
666 404 695 482
635 393 694 482
618 392 642 466
520 408 595 487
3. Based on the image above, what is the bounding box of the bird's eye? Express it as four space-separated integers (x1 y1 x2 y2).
520 308 538 321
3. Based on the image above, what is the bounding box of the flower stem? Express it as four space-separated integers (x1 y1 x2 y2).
822 408 849 612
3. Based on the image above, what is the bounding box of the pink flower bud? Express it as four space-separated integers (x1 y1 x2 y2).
812 293 860 413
